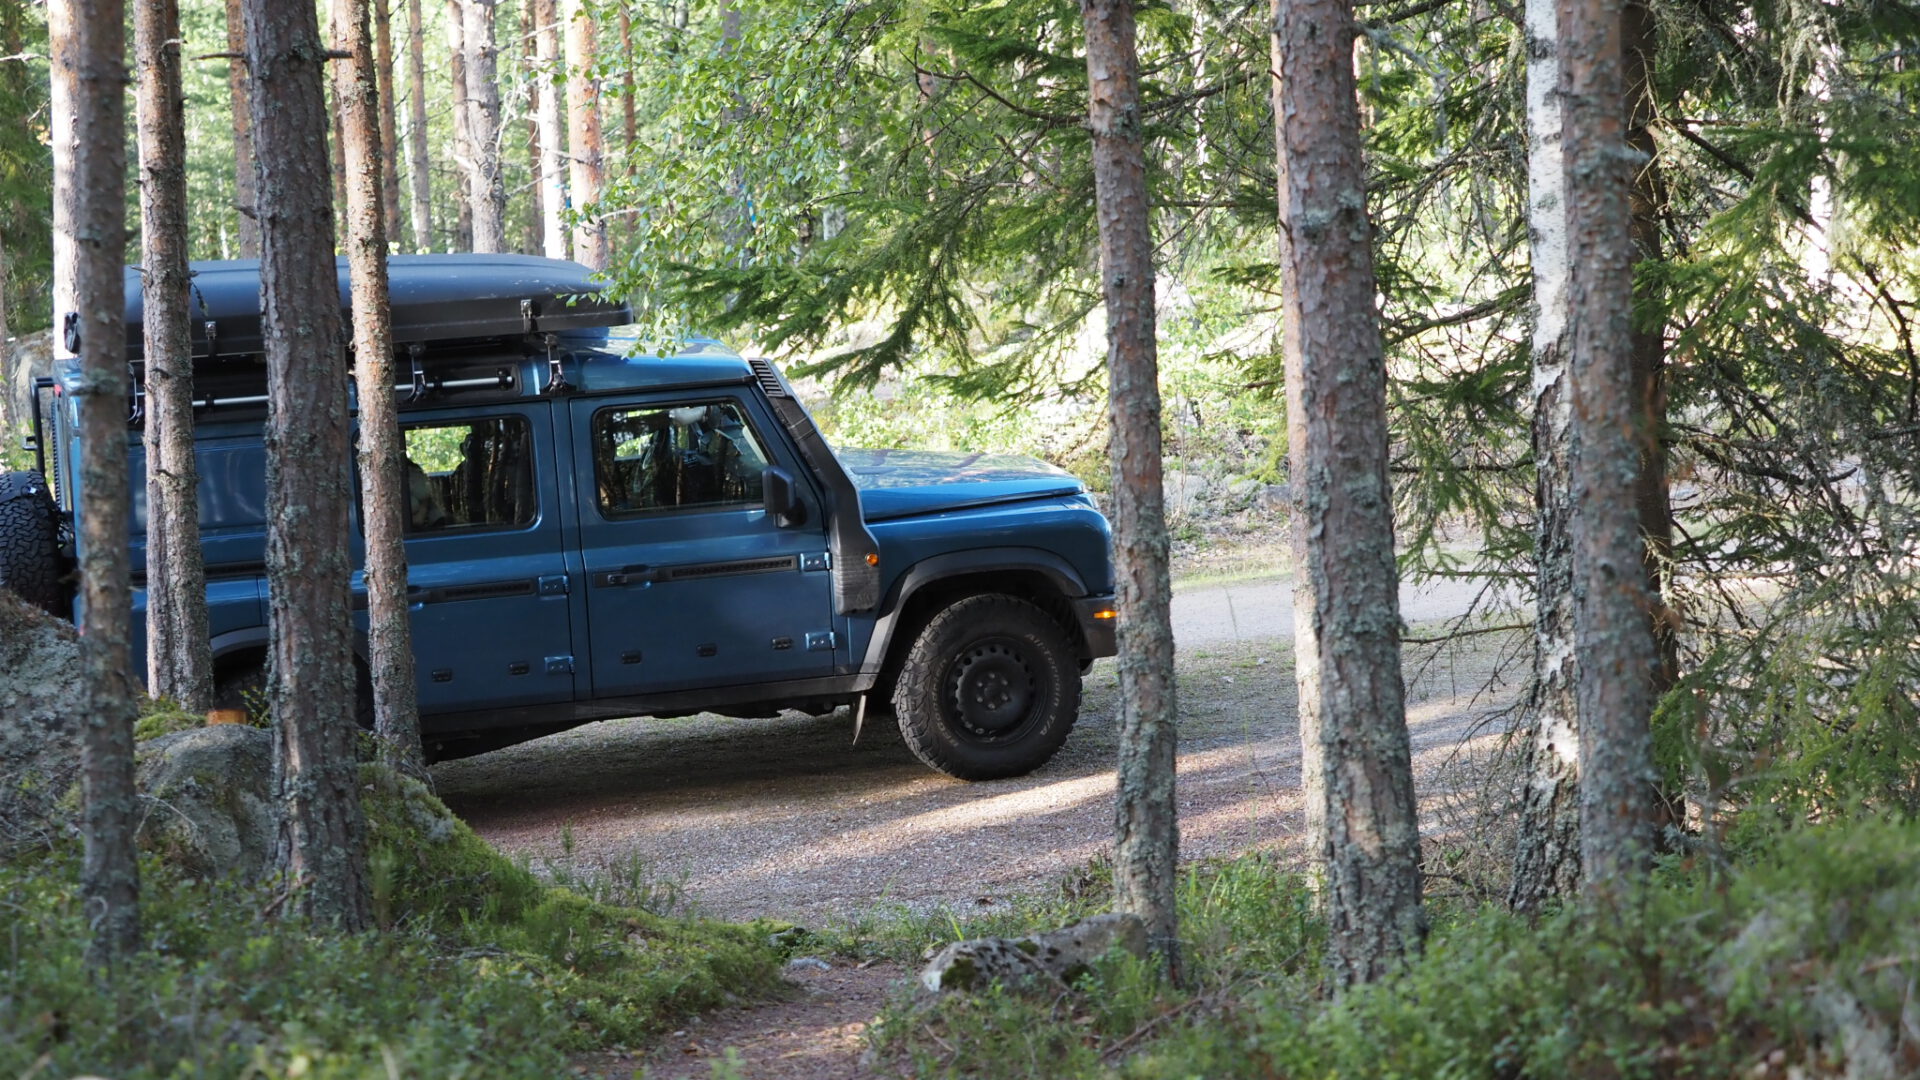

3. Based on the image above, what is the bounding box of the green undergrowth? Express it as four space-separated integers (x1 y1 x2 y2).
871 818 1920 1079
0 769 783 1079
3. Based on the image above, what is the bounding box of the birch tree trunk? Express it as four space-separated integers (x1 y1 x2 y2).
374 0 403 245
461 0 506 252
446 0 472 251
56 0 140 965
334 0 424 776
224 0 258 257
1559 0 1659 895
405 0 433 251
1508 0 1582 913
562 0 607 269
533 0 566 259
243 0 374 931
1082 0 1180 977
1272 0 1425 986
137 0 212 715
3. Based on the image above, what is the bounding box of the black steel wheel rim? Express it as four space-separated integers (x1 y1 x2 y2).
946 637 1043 742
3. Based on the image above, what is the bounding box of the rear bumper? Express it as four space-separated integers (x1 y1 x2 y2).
1074 594 1119 659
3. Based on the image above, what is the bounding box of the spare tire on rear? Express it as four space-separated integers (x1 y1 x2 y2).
0 472 69 617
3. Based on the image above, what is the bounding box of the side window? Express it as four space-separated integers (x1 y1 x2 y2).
592 400 771 517
403 417 536 534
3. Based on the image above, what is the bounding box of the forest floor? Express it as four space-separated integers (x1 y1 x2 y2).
437 547 1525 1079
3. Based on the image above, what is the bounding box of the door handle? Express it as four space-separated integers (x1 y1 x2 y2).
593 565 653 588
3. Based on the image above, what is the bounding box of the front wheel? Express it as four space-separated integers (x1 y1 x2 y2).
892 594 1081 781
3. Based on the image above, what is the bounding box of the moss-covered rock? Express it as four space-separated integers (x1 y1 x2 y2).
0 593 84 857
134 725 276 881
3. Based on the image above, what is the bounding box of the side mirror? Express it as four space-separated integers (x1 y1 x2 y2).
762 466 806 528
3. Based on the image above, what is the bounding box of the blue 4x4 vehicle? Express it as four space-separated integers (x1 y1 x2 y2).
1 255 1117 779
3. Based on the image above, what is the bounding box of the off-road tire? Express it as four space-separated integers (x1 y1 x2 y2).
892 593 1080 780
0 471 68 617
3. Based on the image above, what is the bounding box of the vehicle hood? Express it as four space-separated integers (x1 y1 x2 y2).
839 448 1086 520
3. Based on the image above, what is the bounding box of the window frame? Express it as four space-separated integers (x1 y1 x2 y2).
397 413 542 538
588 397 776 522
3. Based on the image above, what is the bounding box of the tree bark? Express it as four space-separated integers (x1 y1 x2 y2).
334 0 425 776
1509 0 1582 914
1082 0 1180 978
562 0 607 269
225 0 259 258
533 0 566 259
404 0 433 251
137 0 213 716
374 0 403 246
1559 0 1659 895
55 0 140 965
243 0 374 932
446 0 472 251
461 0 506 252
1272 0 1425 985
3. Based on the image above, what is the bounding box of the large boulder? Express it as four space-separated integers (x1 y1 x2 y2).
0 593 84 856
135 725 276 882
918 912 1148 993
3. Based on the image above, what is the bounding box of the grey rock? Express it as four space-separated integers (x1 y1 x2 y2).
1258 483 1292 512
786 956 831 972
1163 471 1211 519
1227 477 1262 500
135 725 276 882
918 912 1148 994
0 594 86 857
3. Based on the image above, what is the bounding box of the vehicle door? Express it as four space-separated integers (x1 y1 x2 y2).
568 391 838 698
355 404 578 715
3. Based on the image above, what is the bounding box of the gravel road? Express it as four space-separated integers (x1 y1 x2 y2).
436 570 1524 925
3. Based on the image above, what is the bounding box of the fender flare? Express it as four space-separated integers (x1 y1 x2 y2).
858 547 1089 675
208 626 271 668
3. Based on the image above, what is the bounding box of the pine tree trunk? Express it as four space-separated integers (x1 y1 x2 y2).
374 0 403 245
242 0 374 932
1082 0 1180 977
446 0 472 251
137 0 213 716
225 0 259 258
1509 0 1582 914
1559 0 1659 895
56 0 140 965
533 0 566 259
404 0 433 251
562 0 607 269
1272 0 1425 985
461 0 505 252
334 0 424 776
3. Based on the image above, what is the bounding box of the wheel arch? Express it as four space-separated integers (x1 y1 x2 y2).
861 548 1090 690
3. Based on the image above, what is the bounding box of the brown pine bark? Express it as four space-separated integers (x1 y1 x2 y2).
533 0 566 258
242 0 374 931
334 0 424 775
1082 0 1180 976
1559 0 1659 895
225 0 258 257
446 0 472 250
1272 0 1425 985
562 0 607 269
374 0 403 246
56 0 140 964
461 0 506 252
137 0 213 715
405 0 433 251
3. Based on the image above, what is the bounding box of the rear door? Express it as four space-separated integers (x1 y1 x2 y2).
567 390 838 699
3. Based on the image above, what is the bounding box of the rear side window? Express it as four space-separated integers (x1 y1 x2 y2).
403 417 536 534
592 400 770 517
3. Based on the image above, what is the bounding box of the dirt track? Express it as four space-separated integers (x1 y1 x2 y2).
435 571 1525 925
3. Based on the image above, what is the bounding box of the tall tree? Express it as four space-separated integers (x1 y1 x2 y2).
460 0 506 252
1082 0 1179 976
562 0 607 269
445 0 472 250
334 0 424 774
1508 0 1581 913
374 0 403 246
242 0 374 931
55 0 139 963
533 0 566 259
137 0 213 715
1560 0 1658 894
1272 0 1425 984
224 0 258 258
404 0 433 251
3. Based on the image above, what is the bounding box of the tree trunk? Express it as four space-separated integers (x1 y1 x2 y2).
446 0 472 251
1272 0 1425 985
1559 0 1659 895
461 0 505 252
533 0 566 259
55 0 140 965
374 0 403 246
562 0 607 269
333 0 424 776
1508 0 1582 914
1082 0 1180 978
404 0 433 251
137 0 213 716
242 0 374 932
225 0 259 258
619 9 636 158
